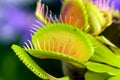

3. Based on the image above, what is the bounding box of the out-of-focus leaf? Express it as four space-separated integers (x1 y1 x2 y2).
85 71 110 80
85 61 120 76
96 35 120 55
108 76 120 80
87 34 120 68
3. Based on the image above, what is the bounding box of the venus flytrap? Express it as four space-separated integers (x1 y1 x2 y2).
11 0 120 80
89 0 113 25
12 44 70 80
60 0 90 31
11 45 54 80
84 1 107 35
25 23 94 68
89 0 120 22
89 0 120 26
12 23 94 80
60 0 113 35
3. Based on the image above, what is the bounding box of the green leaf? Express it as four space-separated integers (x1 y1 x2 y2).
96 35 120 55
96 35 116 47
85 71 110 80
58 76 70 80
108 76 120 80
85 61 120 76
87 34 120 68
109 46 120 55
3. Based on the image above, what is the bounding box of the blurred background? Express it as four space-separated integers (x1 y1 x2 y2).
0 0 120 80
0 0 63 80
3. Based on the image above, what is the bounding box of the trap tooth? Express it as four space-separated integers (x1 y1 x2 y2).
31 23 94 63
